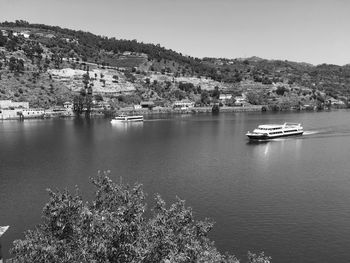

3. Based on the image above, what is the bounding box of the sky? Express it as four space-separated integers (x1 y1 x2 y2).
0 0 349 65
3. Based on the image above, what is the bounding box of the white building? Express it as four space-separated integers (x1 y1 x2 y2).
21 109 45 118
1 29 8 36
0 109 22 120
173 100 195 109
0 100 29 109
234 95 247 105
63 101 73 109
134 104 142 110
328 98 345 106
219 94 232 101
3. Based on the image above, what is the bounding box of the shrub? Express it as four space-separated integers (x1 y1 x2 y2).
275 86 287 96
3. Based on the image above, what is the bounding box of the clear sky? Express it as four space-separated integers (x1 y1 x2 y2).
1 0 349 65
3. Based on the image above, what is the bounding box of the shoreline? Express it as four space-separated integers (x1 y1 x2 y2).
117 105 264 116
1 105 348 121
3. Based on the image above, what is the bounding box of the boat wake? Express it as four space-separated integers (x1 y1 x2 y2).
299 128 350 139
303 130 320 136
143 118 169 122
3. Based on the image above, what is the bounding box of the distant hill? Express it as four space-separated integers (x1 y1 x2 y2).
0 20 349 110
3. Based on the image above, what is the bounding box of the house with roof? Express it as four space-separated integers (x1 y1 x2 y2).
0 29 8 37
234 95 247 106
63 101 73 109
219 94 233 105
140 101 155 109
173 99 194 109
328 97 345 107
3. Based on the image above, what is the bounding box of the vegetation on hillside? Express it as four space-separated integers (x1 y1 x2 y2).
1 20 350 110
10 172 271 263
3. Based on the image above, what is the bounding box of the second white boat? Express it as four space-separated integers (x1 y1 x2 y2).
111 114 144 123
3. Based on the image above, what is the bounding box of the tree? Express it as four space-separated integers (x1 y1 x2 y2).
0 30 7 47
85 84 93 118
10 172 271 263
178 82 195 93
173 89 186 100
211 86 220 99
82 72 90 89
201 90 210 105
75 71 94 118
94 94 104 102
8 56 17 72
8 174 196 262
5 39 17 51
275 86 287 96
7 57 24 74
73 88 86 115
246 91 266 105
17 59 24 73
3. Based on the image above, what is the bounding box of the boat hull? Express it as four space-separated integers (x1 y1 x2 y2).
111 115 144 123
111 119 143 123
247 131 303 140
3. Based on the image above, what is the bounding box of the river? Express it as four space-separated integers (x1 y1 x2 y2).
1 110 350 262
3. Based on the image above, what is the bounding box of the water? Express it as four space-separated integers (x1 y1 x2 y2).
1 110 350 262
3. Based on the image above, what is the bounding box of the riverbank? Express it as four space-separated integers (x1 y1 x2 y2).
1 105 344 121
117 105 264 116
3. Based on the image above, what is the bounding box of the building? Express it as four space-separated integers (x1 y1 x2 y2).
21 109 45 118
0 109 22 120
234 95 247 106
134 104 142 110
173 100 194 109
219 94 232 101
140 101 155 109
328 98 345 106
0 100 29 109
0 29 8 37
219 94 233 105
63 101 73 109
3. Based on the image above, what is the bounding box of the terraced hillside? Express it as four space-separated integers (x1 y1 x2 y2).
0 20 349 110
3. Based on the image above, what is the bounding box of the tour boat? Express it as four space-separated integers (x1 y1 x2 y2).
246 123 303 140
111 114 144 123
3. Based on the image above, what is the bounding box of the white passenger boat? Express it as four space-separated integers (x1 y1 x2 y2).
246 123 303 140
111 114 144 123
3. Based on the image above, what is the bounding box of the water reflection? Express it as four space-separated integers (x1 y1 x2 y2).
247 137 303 165
2 111 350 263
246 139 270 145
111 121 143 133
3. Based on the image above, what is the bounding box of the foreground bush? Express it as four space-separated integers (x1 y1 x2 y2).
10 172 271 263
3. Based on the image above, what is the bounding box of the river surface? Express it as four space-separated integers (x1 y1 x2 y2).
1 110 350 262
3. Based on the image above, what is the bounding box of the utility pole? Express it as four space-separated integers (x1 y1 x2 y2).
0 226 9 263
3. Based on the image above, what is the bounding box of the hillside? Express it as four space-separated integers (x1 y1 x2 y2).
1 20 350 110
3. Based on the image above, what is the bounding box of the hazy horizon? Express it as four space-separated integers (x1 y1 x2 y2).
1 0 349 66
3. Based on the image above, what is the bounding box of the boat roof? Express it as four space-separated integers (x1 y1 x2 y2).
258 124 283 128
258 123 301 128
116 115 143 118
